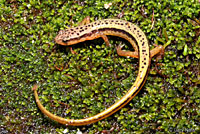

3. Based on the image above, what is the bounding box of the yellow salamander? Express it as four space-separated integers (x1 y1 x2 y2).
32 16 164 126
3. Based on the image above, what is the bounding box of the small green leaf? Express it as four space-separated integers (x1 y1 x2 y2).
183 45 188 56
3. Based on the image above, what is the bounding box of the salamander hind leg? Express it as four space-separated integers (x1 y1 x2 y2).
150 44 165 60
116 44 139 58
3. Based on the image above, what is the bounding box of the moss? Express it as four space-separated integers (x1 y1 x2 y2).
0 0 200 133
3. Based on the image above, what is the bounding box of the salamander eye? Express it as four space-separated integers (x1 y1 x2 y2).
62 39 68 43
62 37 69 43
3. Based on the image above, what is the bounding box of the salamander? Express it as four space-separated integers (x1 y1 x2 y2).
32 16 164 126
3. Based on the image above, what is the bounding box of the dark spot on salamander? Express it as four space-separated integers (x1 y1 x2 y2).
142 42 145 46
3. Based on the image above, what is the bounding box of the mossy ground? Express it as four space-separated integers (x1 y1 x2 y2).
0 0 199 133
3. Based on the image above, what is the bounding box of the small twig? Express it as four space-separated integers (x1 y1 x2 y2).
194 18 200 25
151 8 155 29
55 65 64 71
163 28 168 42
32 84 38 91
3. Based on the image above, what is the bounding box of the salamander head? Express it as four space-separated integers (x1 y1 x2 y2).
55 28 83 46
55 30 72 45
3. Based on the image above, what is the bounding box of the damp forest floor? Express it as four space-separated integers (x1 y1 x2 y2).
0 0 200 133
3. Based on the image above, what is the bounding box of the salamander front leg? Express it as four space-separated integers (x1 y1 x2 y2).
70 47 78 54
100 33 110 47
78 16 90 25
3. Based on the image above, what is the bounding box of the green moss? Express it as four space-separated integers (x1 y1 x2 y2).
0 0 200 133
